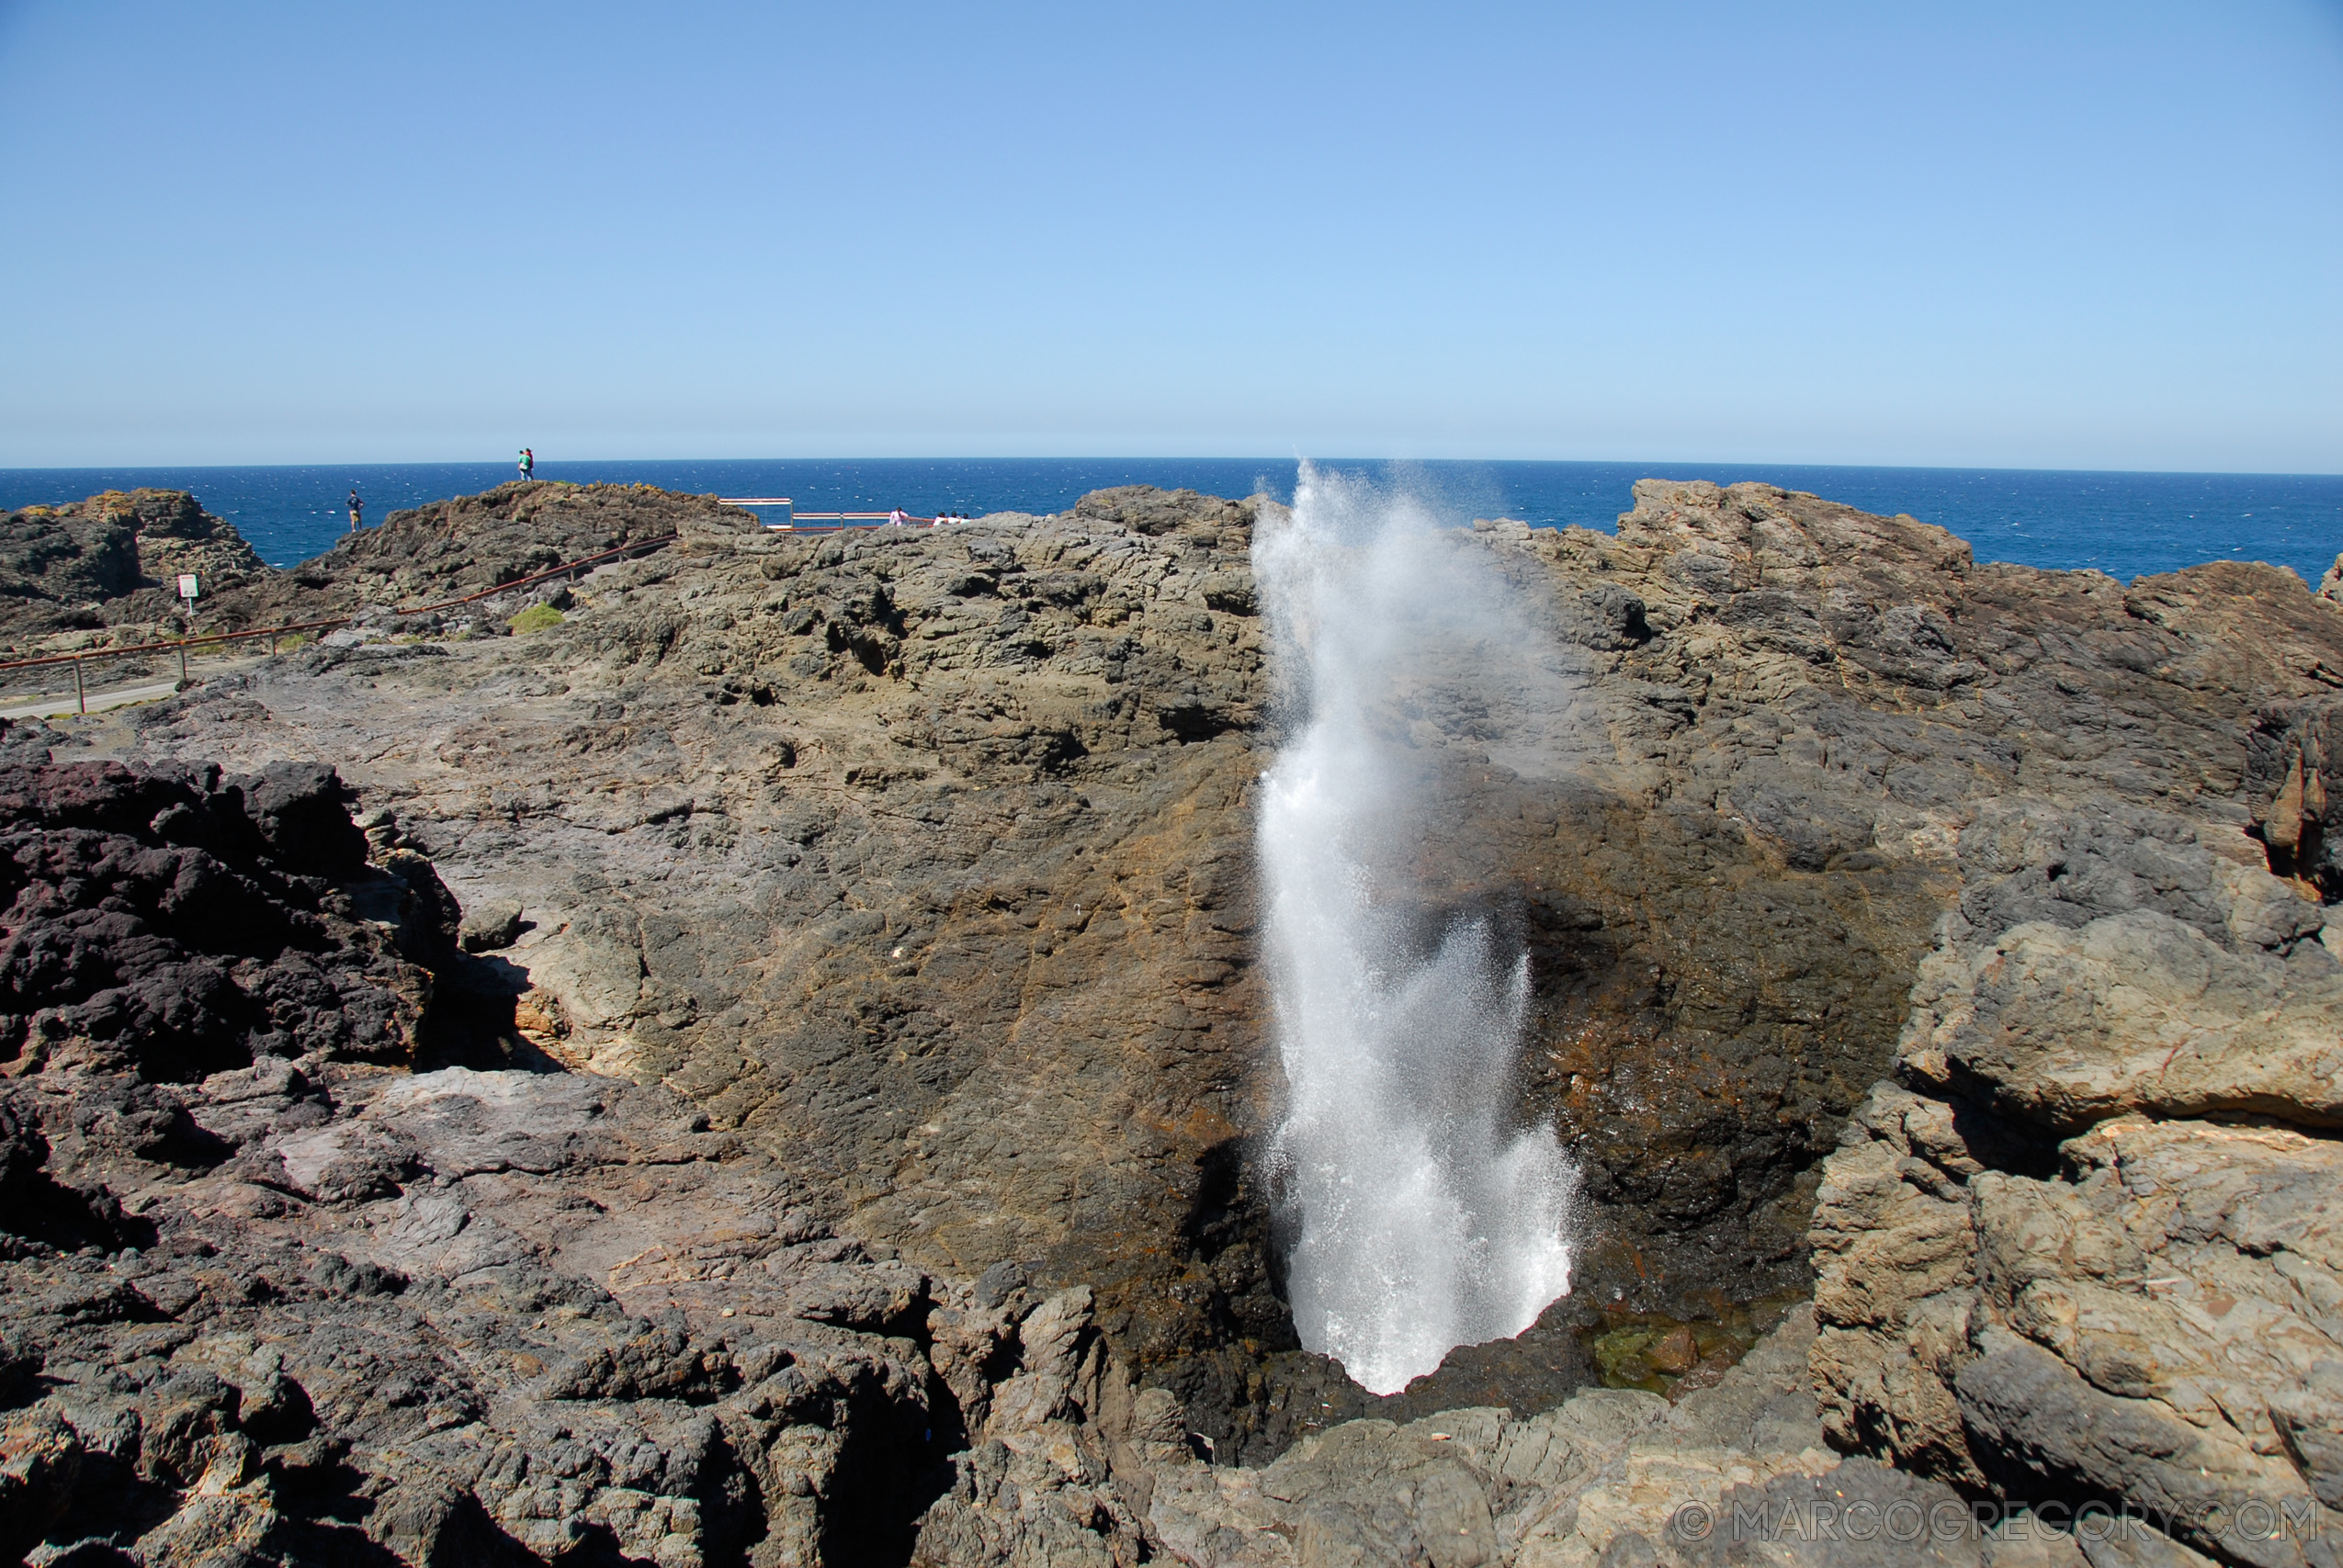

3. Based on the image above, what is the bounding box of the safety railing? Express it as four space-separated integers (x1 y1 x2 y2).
718 498 944 531
787 513 941 529
0 535 674 716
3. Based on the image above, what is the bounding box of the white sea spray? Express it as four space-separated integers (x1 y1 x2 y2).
1252 460 1580 1396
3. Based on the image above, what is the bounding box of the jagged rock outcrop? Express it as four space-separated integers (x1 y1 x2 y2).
283 481 746 615
0 490 266 650
2249 696 2341 899
0 757 438 1082
0 497 142 605
913 1295 2073 1568
65 484 1947 1389
1500 479 2343 1565
78 490 1319 1458
0 752 999 1564
0 481 753 659
9 476 2340 1566
1808 813 2343 1564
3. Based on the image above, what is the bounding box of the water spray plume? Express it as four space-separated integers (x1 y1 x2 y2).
1253 461 1579 1396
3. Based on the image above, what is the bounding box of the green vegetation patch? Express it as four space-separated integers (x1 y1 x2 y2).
508 604 566 635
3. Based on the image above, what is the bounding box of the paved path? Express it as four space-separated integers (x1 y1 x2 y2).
1 652 276 723
0 679 187 721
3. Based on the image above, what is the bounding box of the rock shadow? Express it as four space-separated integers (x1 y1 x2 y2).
414 953 566 1073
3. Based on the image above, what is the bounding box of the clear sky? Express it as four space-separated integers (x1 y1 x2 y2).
2 1 2338 471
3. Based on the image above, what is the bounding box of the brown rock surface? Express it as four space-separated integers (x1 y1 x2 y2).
6 475 2340 1565
53 482 1947 1443
57 490 1307 1454
1809 825 2343 1562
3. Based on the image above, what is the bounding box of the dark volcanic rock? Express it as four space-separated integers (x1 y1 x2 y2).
1074 485 1253 537
0 498 141 604
91 484 2340 1358
0 757 435 1079
98 490 1301 1455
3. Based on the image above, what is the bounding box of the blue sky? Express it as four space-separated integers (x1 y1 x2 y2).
2 1 2338 470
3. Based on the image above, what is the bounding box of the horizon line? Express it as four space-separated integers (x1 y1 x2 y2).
4 455 2342 482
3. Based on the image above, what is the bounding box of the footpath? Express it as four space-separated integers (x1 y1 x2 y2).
0 534 679 724
0 650 279 721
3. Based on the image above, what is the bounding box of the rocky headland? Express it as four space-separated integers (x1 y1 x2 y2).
0 491 267 651
0 484 742 660
2 477 2338 1567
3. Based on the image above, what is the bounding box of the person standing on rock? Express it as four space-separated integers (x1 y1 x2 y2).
518 448 535 482
889 507 908 527
347 487 364 533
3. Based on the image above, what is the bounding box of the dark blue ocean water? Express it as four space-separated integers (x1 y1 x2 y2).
2 458 2337 586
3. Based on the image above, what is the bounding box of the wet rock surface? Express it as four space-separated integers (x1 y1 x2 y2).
3 476 2337 1564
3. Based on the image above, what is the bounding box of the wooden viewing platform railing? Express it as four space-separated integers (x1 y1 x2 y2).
718 497 945 530
0 535 676 716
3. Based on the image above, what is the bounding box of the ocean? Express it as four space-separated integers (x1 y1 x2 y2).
2 458 2337 588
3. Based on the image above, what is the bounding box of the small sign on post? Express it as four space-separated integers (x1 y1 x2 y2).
175 574 198 686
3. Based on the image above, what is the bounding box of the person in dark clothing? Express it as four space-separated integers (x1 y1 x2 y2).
348 488 364 532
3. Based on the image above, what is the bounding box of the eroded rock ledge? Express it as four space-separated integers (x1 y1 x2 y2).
1810 799 2343 1564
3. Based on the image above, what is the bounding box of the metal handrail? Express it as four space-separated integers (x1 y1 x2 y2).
777 518 941 529
0 615 361 675
717 497 945 531
386 536 674 615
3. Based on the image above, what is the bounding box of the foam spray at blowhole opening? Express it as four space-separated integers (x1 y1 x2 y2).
1252 460 1579 1396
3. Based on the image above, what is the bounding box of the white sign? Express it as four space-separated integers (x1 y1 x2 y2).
176 573 198 600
